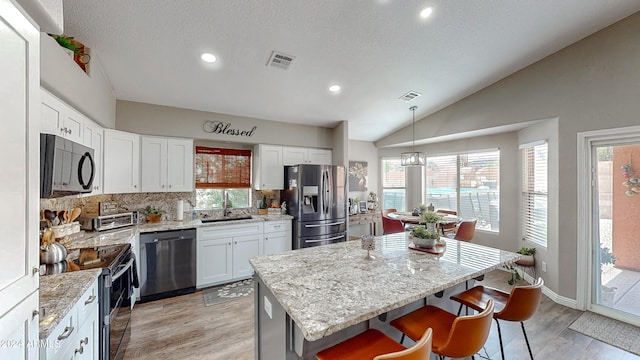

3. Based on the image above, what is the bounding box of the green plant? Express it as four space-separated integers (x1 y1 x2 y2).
517 247 536 256
417 203 428 213
420 211 442 224
600 246 616 266
143 206 165 215
48 34 85 55
410 227 439 240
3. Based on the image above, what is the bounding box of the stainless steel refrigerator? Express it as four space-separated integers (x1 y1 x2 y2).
282 164 347 249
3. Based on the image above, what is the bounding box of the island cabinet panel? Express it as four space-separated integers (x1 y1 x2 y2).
253 144 284 190
103 129 140 194
263 220 292 255
197 222 264 288
0 5 40 358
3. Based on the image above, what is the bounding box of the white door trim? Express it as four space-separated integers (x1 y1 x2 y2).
576 125 640 311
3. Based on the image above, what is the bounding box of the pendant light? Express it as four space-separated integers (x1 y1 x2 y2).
401 106 426 166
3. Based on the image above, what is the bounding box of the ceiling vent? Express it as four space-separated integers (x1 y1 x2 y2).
398 91 421 102
267 51 296 70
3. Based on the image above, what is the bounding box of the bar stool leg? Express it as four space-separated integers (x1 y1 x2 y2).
495 319 506 360
521 321 534 359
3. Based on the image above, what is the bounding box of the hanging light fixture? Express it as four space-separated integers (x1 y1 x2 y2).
401 106 426 166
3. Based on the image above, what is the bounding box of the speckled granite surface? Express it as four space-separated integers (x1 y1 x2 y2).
249 233 521 342
39 269 101 339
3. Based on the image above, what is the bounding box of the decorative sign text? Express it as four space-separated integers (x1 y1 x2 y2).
203 121 256 137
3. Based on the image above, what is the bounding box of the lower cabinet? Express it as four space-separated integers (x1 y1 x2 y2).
0 291 39 360
263 220 292 255
196 222 264 288
40 277 98 360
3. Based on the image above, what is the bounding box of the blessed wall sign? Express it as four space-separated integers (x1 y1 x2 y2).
203 121 257 137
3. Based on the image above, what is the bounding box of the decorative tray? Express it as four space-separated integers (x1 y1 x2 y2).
408 243 446 255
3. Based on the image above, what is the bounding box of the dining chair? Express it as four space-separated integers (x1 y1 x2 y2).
450 277 544 360
315 327 432 360
382 209 405 235
452 219 477 241
435 209 457 235
390 299 494 360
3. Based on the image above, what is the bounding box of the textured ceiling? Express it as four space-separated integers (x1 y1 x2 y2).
62 0 640 141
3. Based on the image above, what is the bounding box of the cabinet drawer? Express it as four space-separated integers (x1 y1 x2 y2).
198 222 264 239
44 306 78 360
77 279 98 321
264 221 291 233
348 216 360 225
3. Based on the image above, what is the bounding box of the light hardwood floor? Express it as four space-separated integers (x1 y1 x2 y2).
122 270 640 359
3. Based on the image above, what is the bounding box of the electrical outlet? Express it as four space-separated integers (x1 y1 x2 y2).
541 261 547 272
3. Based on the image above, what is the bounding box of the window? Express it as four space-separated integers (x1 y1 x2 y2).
194 146 251 209
381 158 406 211
521 141 548 247
425 150 500 232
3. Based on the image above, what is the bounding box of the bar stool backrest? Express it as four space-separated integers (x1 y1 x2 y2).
374 328 432 360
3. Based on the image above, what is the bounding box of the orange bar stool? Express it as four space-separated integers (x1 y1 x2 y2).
390 299 494 360
382 209 405 235
452 219 477 241
316 328 432 360
450 277 544 360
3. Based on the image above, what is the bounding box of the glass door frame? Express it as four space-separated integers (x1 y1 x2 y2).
577 125 640 326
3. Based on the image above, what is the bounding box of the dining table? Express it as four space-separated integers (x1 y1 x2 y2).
387 211 460 234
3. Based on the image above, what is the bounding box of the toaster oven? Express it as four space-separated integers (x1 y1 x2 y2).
79 212 138 232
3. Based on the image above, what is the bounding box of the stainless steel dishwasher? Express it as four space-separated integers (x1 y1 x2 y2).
139 229 196 302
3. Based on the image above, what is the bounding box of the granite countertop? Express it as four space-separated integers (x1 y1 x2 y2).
66 215 294 249
249 233 520 342
39 269 102 339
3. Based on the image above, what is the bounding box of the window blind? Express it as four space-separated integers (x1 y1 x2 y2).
195 146 251 188
521 142 548 247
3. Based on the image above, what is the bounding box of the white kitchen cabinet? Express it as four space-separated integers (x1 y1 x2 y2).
41 88 85 144
282 146 332 165
196 222 264 288
263 220 292 255
103 129 140 194
0 4 40 360
40 278 98 360
83 119 104 194
253 144 284 190
141 136 193 193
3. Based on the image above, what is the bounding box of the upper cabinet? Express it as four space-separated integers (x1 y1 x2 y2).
253 144 284 190
103 130 140 194
141 136 193 192
41 88 84 144
83 119 104 194
282 146 332 166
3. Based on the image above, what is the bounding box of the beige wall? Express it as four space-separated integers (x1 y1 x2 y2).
375 12 640 299
116 100 334 148
40 34 116 128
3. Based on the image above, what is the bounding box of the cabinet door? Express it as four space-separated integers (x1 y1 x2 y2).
41 89 65 136
103 130 140 194
140 136 168 192
0 1 39 319
75 303 98 360
282 146 307 165
306 148 332 165
63 107 84 144
254 144 283 190
0 291 38 360
232 234 261 279
83 120 103 194
167 138 194 192
264 232 289 255
197 238 233 287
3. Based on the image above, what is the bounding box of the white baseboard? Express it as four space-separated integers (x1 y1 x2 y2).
520 270 578 309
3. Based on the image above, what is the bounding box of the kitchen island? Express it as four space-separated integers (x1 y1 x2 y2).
249 233 520 359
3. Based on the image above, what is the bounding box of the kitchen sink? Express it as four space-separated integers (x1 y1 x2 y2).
200 216 253 223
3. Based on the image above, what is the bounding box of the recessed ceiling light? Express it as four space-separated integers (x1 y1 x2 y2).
329 85 341 93
420 6 433 19
201 53 217 63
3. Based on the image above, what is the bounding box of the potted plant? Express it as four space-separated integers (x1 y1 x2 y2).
600 246 617 305
143 206 165 223
421 211 442 232
410 227 440 249
505 247 536 285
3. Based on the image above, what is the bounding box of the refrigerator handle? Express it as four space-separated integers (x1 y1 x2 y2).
322 170 329 214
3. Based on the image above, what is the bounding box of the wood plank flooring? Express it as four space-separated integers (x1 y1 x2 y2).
122 270 640 359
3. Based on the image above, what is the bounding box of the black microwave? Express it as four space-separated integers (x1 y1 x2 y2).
40 134 95 198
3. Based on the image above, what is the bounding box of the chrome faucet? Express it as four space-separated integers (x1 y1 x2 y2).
223 193 232 217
